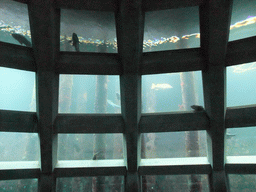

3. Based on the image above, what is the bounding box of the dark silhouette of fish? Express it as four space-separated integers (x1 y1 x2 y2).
191 105 204 112
226 133 236 139
226 130 236 139
92 150 103 160
69 33 80 52
11 33 31 47
116 93 120 101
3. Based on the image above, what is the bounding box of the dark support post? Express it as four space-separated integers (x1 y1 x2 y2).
116 0 144 191
200 0 233 191
28 1 60 191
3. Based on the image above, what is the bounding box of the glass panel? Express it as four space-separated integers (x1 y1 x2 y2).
59 75 120 114
58 134 123 160
227 62 256 107
0 0 31 46
142 174 209 192
226 127 256 156
60 9 117 53
143 6 200 52
229 0 256 41
141 131 207 158
229 174 256 191
0 132 40 161
57 176 124 192
142 71 204 113
0 179 38 191
0 67 36 112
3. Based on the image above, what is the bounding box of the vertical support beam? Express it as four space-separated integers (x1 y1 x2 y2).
116 0 144 191
38 173 56 192
200 0 233 191
28 1 60 191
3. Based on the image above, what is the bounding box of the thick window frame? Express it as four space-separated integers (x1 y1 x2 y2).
0 0 255 191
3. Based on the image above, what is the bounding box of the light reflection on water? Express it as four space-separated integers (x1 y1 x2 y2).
1 15 256 49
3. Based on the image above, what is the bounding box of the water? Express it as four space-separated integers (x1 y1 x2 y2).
1 0 256 191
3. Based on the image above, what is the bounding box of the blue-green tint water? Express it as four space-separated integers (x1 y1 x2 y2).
59 75 120 114
0 132 40 161
227 62 256 107
229 0 256 41
0 0 31 46
229 174 256 191
142 71 204 113
60 9 117 53
142 175 209 192
0 179 38 192
143 6 200 52
141 131 207 158
0 67 35 112
58 134 123 160
57 176 124 192
226 127 256 156
1 0 256 51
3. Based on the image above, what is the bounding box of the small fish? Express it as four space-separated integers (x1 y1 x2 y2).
151 83 173 90
107 99 121 108
191 105 204 111
116 93 120 101
11 33 31 47
226 130 236 139
69 33 80 52
226 133 236 139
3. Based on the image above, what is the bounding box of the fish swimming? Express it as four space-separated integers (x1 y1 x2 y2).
107 99 121 108
116 93 120 101
191 105 204 111
69 33 80 52
226 133 236 139
11 33 31 47
226 130 236 139
151 83 172 90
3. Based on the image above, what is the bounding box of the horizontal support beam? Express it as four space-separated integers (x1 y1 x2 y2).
140 111 209 133
0 110 37 132
142 48 203 74
55 114 124 133
0 42 36 72
226 156 256 174
142 0 203 11
0 161 40 180
2 39 256 76
55 160 126 177
55 0 117 12
225 105 256 128
139 157 211 175
226 36 256 66
15 0 203 12
56 52 121 75
13 0 29 4
2 106 255 134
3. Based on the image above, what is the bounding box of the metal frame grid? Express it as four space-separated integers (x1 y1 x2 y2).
1 0 256 191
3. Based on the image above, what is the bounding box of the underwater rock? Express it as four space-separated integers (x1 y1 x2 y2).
191 105 204 111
